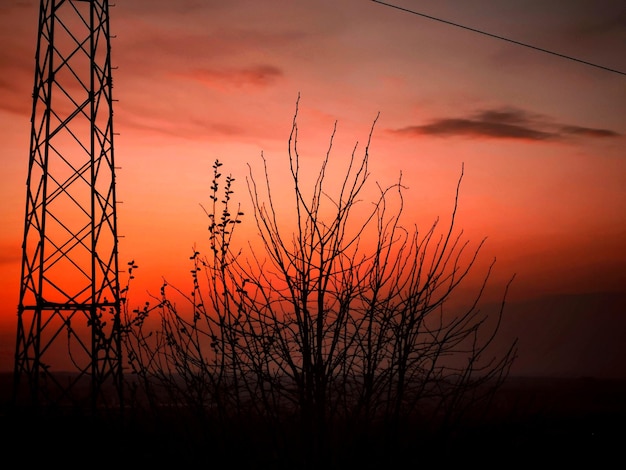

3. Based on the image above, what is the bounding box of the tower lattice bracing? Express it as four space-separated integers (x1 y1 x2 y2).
13 0 122 411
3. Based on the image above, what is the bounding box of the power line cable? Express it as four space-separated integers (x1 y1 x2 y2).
372 0 626 77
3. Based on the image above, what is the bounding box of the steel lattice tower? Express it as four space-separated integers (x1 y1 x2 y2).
13 0 122 412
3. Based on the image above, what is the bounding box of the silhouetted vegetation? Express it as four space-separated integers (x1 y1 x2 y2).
117 99 519 466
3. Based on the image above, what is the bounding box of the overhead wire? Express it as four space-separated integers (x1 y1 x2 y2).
371 0 626 77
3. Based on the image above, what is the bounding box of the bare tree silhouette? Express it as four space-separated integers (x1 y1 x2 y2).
121 97 517 467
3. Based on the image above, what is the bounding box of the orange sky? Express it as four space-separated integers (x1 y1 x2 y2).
1 0 625 376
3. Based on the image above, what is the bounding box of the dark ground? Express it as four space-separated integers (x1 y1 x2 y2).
1 373 625 467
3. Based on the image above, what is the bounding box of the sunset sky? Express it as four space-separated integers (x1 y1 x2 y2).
1 0 625 377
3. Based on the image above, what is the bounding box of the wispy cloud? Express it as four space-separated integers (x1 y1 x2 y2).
0 245 20 266
0 40 35 116
390 107 621 142
0 78 30 116
182 65 284 90
115 109 249 141
0 1 33 14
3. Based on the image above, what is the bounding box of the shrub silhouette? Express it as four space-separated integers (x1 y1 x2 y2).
122 97 517 466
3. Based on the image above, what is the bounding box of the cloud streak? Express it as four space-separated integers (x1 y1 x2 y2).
390 107 621 142
182 65 284 90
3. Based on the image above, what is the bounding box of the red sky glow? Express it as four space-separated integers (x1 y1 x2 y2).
1 0 625 377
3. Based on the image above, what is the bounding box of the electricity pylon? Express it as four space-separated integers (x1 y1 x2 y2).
13 0 123 413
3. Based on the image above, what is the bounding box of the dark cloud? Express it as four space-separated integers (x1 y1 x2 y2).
560 125 621 138
391 107 621 142
566 4 626 38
